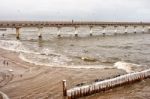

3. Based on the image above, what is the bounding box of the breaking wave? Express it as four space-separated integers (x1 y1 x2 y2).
0 40 114 69
0 40 30 53
0 40 72 66
114 61 147 73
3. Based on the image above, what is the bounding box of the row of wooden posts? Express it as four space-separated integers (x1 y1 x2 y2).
14 25 147 39
62 69 150 99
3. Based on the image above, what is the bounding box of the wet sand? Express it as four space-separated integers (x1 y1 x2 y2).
0 48 128 99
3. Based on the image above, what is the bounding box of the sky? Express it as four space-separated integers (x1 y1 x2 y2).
0 0 150 21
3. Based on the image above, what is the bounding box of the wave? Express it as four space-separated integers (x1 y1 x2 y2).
19 52 115 69
114 61 145 73
0 40 35 54
0 40 73 67
19 52 71 66
0 40 122 69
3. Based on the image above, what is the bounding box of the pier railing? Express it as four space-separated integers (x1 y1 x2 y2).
0 21 150 39
62 69 150 99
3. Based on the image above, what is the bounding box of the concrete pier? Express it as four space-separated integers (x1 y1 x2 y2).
16 27 20 39
38 27 43 38
142 26 145 33
74 26 78 37
102 26 106 36
0 21 149 39
134 26 137 33
114 26 118 34
89 26 93 36
57 26 61 37
125 26 128 34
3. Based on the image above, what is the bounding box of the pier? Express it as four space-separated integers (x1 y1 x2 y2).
0 21 150 39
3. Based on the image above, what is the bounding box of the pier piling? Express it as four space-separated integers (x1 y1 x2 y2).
16 27 20 39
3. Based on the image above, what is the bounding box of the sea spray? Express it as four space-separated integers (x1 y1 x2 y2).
19 52 71 66
0 40 35 54
114 61 145 73
19 52 115 69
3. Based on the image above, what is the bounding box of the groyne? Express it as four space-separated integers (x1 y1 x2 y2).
63 69 150 99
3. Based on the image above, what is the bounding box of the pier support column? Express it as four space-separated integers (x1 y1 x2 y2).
142 26 145 33
62 80 67 96
89 26 93 36
125 26 128 34
57 26 61 37
74 26 78 37
102 26 106 36
134 26 137 34
38 27 43 39
16 27 20 39
114 26 118 35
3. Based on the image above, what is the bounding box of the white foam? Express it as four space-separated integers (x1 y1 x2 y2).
114 61 142 73
19 52 114 69
0 40 115 69
0 40 38 54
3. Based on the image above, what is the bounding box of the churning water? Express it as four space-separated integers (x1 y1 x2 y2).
0 27 150 69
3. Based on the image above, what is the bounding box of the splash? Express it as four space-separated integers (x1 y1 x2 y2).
114 61 143 73
0 40 34 54
0 40 71 66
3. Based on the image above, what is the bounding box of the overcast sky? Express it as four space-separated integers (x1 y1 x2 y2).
0 0 150 21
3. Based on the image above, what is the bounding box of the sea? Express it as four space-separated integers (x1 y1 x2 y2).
0 26 150 99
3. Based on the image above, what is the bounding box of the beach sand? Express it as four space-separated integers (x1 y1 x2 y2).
0 48 129 99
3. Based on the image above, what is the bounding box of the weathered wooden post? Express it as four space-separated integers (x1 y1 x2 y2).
62 80 67 96
16 27 20 39
0 93 3 99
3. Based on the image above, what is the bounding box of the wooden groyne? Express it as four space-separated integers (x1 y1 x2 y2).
62 69 150 99
0 91 9 99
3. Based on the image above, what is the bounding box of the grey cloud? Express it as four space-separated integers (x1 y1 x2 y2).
0 0 150 21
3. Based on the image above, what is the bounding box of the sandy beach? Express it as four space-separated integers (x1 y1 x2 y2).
0 48 129 99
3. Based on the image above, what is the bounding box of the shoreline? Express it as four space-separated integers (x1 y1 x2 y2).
0 48 126 99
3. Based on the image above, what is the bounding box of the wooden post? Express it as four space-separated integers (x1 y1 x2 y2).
62 80 67 96
16 27 20 39
0 93 3 99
